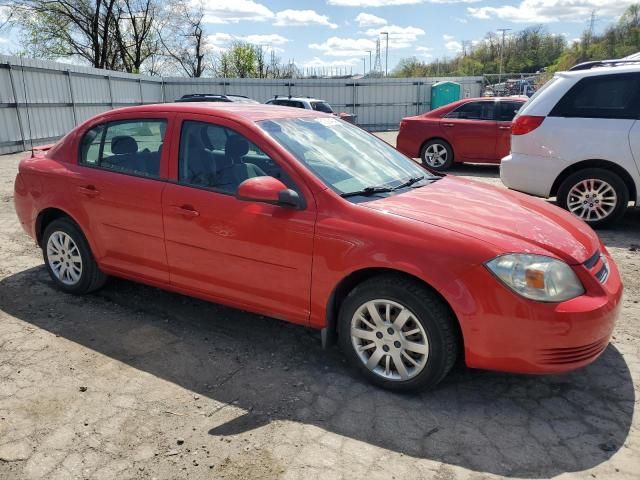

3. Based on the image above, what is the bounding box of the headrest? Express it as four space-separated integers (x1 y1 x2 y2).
225 135 249 159
111 136 138 155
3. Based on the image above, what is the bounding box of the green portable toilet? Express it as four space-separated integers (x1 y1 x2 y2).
430 81 461 109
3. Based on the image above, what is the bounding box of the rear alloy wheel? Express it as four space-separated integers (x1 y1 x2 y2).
43 218 107 294
338 275 458 391
557 168 629 228
421 140 453 171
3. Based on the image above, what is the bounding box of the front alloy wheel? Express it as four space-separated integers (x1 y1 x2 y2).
351 300 429 381
338 275 458 391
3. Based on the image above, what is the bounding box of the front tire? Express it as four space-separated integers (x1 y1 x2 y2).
43 218 107 294
557 168 629 228
420 140 454 171
338 275 459 391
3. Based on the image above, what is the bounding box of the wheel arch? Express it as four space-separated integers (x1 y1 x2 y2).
550 159 637 202
322 267 463 352
36 207 82 247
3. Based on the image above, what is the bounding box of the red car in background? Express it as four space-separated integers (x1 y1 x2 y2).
397 97 527 171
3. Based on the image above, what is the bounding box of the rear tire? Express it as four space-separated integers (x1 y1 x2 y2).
338 274 459 392
420 140 454 171
557 168 629 228
42 218 107 294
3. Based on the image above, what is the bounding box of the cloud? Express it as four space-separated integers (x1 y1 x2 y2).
365 25 425 49
329 0 480 5
329 0 423 5
355 13 388 27
302 57 361 68
199 0 274 24
242 34 289 45
443 34 462 52
274 9 337 28
468 0 636 23
206 32 288 51
309 36 377 56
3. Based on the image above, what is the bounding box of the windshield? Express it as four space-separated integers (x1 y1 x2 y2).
311 101 334 113
258 117 435 196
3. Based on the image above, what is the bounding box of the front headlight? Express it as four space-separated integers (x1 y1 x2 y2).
486 254 584 302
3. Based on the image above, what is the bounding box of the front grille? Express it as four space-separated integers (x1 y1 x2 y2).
583 249 609 284
595 264 609 283
583 250 600 269
537 338 607 365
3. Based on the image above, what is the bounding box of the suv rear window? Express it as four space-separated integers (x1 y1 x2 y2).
311 101 333 113
550 73 640 119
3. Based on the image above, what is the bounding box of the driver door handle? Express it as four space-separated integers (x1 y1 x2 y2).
169 205 200 217
442 123 455 127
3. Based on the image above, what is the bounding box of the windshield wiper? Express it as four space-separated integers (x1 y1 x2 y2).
391 175 426 191
340 186 395 198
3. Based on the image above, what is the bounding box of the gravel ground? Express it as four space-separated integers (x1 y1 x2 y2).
0 133 639 480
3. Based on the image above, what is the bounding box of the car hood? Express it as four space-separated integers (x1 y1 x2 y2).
362 176 599 264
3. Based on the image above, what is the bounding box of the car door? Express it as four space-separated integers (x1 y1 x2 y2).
71 113 174 282
440 100 497 161
495 101 524 161
162 114 316 324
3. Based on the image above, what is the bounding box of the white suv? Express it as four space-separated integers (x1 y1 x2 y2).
501 60 640 227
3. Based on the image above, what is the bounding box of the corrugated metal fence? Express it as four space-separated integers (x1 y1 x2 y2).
0 54 483 154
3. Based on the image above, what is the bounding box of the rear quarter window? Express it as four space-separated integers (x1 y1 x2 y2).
550 73 640 119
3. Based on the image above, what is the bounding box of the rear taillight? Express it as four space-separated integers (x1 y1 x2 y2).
511 115 545 135
399 120 407 130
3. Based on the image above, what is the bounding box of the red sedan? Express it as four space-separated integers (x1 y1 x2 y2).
397 97 527 170
14 103 621 391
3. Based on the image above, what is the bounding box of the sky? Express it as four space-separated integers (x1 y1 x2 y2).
0 0 637 73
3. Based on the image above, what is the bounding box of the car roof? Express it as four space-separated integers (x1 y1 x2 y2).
558 64 640 79
270 97 327 102
107 102 326 122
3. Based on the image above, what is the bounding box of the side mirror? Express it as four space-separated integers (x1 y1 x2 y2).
236 176 304 209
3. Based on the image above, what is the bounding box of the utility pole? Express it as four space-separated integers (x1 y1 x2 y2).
497 28 511 84
367 50 372 74
363 56 366 75
381 31 389 76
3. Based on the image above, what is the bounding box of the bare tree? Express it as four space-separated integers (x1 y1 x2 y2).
158 1 208 77
113 0 161 73
10 0 161 72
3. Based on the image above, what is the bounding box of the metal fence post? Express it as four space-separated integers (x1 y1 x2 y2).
138 78 144 105
66 70 77 125
107 75 114 110
7 62 27 151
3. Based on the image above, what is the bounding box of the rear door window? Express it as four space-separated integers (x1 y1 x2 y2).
445 101 495 120
550 73 640 119
497 102 523 121
79 119 167 178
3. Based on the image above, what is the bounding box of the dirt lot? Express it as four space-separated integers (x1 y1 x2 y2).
0 134 639 480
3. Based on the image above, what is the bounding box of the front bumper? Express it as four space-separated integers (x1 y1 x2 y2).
459 249 623 374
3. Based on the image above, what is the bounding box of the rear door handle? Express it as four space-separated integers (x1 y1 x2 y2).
169 205 200 217
499 126 511 130
442 123 455 127
77 185 100 197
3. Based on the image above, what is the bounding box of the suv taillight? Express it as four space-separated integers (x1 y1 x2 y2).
511 115 545 135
